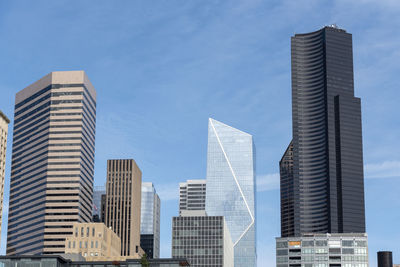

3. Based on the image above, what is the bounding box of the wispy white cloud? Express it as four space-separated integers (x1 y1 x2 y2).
364 161 400 179
257 173 280 192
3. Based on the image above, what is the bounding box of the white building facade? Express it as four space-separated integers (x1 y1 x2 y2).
276 233 369 267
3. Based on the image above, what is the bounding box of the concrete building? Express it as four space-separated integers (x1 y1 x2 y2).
7 71 96 255
93 185 105 222
172 212 233 267
276 233 369 267
140 182 160 258
0 110 10 243
280 25 366 236
104 159 142 257
206 118 256 267
64 223 121 261
0 255 191 267
179 179 206 215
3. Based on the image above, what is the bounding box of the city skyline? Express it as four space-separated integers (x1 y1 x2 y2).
0 1 399 266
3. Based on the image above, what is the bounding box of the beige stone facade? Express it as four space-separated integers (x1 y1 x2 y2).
105 159 142 257
7 71 96 255
0 110 9 244
64 223 121 261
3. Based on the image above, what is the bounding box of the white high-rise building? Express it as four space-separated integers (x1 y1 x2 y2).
206 118 256 267
179 179 206 215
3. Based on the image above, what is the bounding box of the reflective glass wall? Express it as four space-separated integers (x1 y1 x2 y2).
206 118 256 267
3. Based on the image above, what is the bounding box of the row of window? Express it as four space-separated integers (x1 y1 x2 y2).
277 240 367 248
68 240 100 249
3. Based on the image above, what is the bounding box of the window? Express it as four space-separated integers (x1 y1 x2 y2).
277 242 288 248
302 248 314 254
73 241 75 248
342 248 354 254
68 241 71 248
302 241 314 247
85 241 88 248
95 241 98 248
92 227 95 237
342 240 353 247
87 227 89 237
91 241 94 248
315 248 327 254
355 240 367 247
80 241 82 248
81 227 84 237
354 247 367 255
277 250 288 256
329 248 341 254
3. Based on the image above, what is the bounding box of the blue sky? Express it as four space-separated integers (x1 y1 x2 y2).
0 0 399 266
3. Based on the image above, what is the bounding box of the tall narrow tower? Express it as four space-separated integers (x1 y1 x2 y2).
7 71 96 255
206 118 256 267
140 182 160 258
105 159 142 256
0 110 10 244
280 25 366 236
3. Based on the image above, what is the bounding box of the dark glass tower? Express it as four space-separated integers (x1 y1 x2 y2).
280 25 366 237
279 142 294 237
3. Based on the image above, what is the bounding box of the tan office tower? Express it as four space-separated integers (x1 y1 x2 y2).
7 71 96 255
0 110 10 243
105 159 142 257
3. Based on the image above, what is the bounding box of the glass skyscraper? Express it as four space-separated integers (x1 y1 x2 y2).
140 182 160 258
92 185 105 222
206 118 256 267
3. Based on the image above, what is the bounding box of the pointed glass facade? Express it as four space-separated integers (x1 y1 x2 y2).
206 118 256 267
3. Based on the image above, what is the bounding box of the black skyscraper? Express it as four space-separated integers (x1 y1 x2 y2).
280 25 366 237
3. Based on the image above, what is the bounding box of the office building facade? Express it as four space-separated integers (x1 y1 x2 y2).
179 179 206 215
206 118 256 267
140 182 160 258
7 71 96 255
64 223 121 261
0 110 10 243
172 215 233 267
93 185 106 222
104 159 142 257
0 256 191 267
276 233 369 267
280 25 366 236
